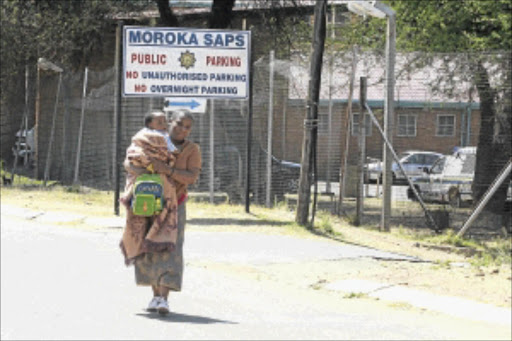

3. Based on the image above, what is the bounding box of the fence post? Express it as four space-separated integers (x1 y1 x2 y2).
209 100 215 204
266 50 275 208
34 66 40 179
43 72 63 186
355 77 366 226
73 67 88 185
338 46 357 216
381 11 396 232
11 65 30 182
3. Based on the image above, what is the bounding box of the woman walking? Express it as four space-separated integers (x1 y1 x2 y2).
121 110 201 314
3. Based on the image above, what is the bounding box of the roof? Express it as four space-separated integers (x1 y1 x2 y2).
111 0 331 20
288 52 481 104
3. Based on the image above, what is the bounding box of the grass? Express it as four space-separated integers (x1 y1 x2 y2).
1 170 510 268
344 292 369 299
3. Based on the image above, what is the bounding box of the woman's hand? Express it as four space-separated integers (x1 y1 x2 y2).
150 158 172 175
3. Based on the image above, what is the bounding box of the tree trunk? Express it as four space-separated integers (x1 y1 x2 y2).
472 60 511 216
155 0 179 27
208 0 236 29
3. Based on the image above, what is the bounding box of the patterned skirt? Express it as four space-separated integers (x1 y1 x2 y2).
134 202 186 291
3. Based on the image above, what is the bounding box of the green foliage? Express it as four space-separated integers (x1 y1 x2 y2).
315 212 335 234
0 0 151 102
387 0 512 52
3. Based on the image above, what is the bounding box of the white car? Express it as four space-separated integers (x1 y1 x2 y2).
365 151 443 183
408 149 476 207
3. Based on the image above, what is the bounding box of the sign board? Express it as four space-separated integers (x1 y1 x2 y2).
163 97 207 113
123 26 251 99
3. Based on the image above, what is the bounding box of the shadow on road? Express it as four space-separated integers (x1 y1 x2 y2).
136 311 238 324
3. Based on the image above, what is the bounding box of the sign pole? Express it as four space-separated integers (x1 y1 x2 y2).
245 39 254 213
114 21 124 215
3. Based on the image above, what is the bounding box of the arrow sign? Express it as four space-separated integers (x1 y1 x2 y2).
167 99 200 109
164 97 207 113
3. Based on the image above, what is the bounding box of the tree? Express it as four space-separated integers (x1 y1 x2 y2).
0 0 152 162
0 0 150 121
385 0 511 216
155 0 236 29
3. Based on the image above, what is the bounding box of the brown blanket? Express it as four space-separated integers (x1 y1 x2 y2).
120 129 178 266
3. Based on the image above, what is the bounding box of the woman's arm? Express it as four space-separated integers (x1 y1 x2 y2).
172 167 200 185
150 159 199 185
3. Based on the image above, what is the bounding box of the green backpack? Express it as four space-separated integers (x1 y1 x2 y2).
132 173 164 216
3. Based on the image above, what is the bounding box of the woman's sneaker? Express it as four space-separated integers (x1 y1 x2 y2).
147 296 162 312
157 298 169 315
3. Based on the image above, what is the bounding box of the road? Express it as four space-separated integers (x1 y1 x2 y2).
1 208 510 340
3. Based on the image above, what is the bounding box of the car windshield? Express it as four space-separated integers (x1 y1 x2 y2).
431 157 446 174
399 152 412 160
442 154 476 176
461 154 476 174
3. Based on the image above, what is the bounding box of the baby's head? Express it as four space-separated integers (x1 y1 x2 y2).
144 110 168 132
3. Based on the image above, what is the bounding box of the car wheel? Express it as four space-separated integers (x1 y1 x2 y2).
448 187 461 208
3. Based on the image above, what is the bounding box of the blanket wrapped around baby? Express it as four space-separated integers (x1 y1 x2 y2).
120 129 178 266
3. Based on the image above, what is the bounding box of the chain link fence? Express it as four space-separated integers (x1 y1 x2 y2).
7 49 511 233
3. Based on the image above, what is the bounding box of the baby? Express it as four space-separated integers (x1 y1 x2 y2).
120 110 178 209
139 111 177 153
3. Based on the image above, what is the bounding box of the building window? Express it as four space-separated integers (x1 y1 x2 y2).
397 114 417 137
351 112 372 136
436 114 455 136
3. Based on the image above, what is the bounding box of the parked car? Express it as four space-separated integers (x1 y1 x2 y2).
12 127 35 162
408 147 511 207
365 150 443 183
407 148 476 207
198 146 301 201
271 155 301 194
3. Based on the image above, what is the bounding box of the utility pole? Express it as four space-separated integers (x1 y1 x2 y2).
345 1 396 231
296 0 327 226
326 4 336 194
355 77 367 226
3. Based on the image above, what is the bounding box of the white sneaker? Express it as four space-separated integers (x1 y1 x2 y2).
157 298 169 315
147 296 162 312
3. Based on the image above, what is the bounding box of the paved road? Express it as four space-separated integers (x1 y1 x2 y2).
1 207 510 340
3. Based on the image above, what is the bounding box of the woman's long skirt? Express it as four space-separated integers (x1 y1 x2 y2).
134 202 186 291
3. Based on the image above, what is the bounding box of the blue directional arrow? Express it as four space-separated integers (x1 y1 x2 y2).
167 99 200 109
